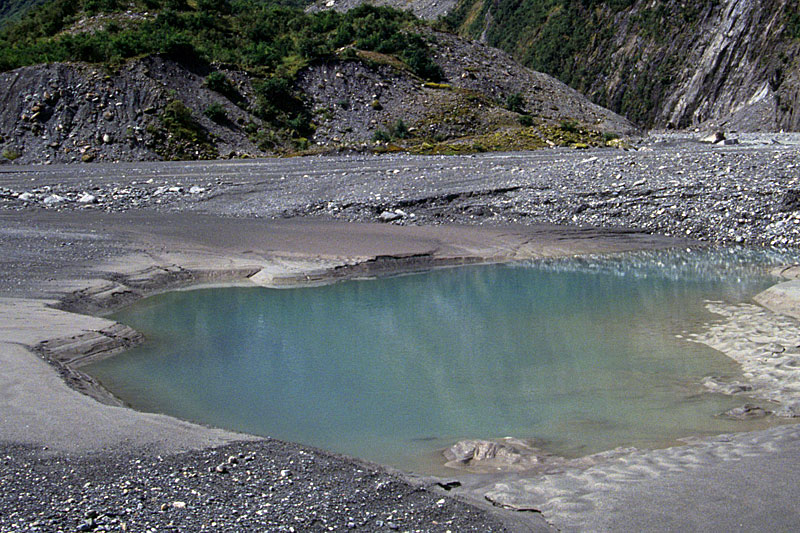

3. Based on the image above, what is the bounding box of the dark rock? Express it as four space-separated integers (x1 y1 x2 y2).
779 189 800 212
721 404 771 420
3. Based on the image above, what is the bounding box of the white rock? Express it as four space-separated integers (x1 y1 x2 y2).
379 210 402 222
168 186 182 193
189 186 206 194
102 133 112 144
43 194 64 205
77 193 97 204
18 192 33 201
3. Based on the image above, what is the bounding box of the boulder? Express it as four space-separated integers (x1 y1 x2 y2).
721 404 770 420
443 437 560 472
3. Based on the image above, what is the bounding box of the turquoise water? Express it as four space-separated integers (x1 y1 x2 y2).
86 248 795 471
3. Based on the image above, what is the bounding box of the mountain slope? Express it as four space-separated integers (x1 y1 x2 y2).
0 0 633 164
444 0 800 131
0 0 46 26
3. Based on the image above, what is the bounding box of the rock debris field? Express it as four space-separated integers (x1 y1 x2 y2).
0 441 505 533
1 134 799 248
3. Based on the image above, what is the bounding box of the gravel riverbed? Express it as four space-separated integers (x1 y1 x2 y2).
2 132 800 532
1 133 800 247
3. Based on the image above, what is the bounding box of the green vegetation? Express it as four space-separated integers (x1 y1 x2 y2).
788 2 800 40
0 0 46 26
204 71 242 104
504 92 525 113
153 99 218 159
203 102 227 123
0 0 441 79
408 122 615 155
373 119 409 142
0 0 443 150
2 148 21 160
559 118 579 133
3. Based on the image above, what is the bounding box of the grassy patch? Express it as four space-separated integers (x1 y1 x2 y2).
153 99 218 160
2 148 21 160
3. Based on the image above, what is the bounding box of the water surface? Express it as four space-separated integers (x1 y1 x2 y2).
87 248 796 471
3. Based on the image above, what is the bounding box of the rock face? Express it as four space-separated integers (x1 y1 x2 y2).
446 0 800 131
0 57 265 164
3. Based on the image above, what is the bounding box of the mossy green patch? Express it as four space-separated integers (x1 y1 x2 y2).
153 99 218 160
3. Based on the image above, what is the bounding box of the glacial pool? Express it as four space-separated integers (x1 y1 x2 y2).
86 247 797 472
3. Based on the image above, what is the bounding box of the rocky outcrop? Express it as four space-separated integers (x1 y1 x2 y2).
446 0 800 131
300 32 634 146
0 57 266 164
442 438 563 472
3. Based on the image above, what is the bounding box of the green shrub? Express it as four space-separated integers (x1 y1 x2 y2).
373 119 410 142
505 92 525 113
559 119 580 133
2 148 20 160
161 99 204 140
788 10 800 40
204 71 241 103
391 119 409 139
373 129 392 142
518 114 533 126
203 102 227 123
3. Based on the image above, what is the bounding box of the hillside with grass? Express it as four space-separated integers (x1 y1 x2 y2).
0 0 634 163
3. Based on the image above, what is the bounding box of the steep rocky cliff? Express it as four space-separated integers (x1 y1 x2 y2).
445 0 800 131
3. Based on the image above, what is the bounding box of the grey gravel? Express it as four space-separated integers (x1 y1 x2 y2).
0 441 511 532
2 135 800 248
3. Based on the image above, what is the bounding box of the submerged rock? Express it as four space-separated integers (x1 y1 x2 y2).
775 401 800 418
701 376 753 395
721 404 771 420
443 437 560 472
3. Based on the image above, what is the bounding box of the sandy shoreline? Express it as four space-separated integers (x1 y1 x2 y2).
0 213 691 532
3 144 800 530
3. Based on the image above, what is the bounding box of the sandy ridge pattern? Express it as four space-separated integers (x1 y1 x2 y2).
690 301 800 406
469 423 800 531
